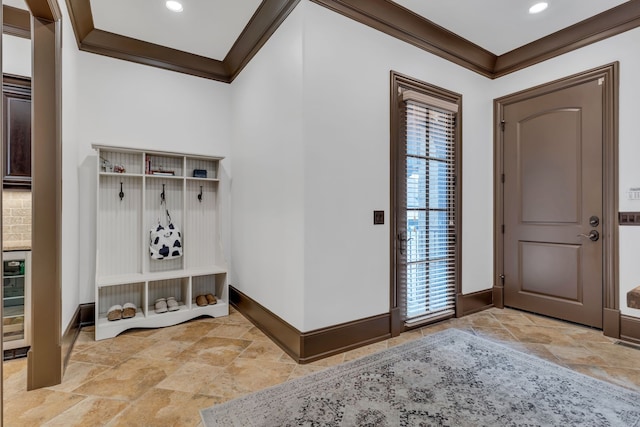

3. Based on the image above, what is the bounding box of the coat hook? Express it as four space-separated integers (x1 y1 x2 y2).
119 182 124 201
198 186 203 203
161 184 166 204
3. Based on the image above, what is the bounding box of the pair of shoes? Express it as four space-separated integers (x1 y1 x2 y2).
107 303 137 321
155 297 180 314
195 293 217 307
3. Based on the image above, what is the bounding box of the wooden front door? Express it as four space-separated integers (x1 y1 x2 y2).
501 76 605 328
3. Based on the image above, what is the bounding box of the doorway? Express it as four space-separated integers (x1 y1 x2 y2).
1 2 63 410
390 71 462 333
494 64 618 331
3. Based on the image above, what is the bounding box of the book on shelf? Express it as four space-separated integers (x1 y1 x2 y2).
150 170 175 176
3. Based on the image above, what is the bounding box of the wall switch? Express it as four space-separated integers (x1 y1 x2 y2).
374 210 384 225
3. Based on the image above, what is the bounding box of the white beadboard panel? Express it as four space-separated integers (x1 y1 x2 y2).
146 153 184 176
97 282 144 317
185 180 219 270
145 177 184 273
192 273 227 302
99 150 143 174
186 157 218 179
97 176 142 276
148 278 190 310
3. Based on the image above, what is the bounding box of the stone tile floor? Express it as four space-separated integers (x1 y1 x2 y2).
3 307 640 426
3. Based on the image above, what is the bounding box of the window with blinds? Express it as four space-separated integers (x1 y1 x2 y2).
401 90 458 326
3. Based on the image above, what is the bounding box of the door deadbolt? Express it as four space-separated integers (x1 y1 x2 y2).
589 216 600 227
577 230 599 242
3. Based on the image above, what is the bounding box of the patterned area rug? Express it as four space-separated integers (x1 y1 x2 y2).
200 329 640 427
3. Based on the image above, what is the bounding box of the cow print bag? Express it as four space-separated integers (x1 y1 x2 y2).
149 209 183 260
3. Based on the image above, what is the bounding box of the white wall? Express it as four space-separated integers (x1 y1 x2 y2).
230 3 305 330
490 26 640 318
2 34 30 77
60 0 81 329
58 1 233 330
230 1 493 332
300 2 492 330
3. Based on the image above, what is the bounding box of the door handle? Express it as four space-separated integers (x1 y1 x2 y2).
398 232 413 255
577 230 599 242
399 232 407 255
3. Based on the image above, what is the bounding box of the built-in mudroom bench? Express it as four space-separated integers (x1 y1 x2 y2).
93 144 228 340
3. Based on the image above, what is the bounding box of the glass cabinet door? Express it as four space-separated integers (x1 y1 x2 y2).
3 256 27 348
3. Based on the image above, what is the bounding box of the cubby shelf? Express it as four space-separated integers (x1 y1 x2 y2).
93 144 228 340
96 301 228 341
186 177 220 182
96 266 227 288
145 174 184 180
99 172 142 178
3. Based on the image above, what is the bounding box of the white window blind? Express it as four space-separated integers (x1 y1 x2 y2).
401 90 459 113
402 96 457 325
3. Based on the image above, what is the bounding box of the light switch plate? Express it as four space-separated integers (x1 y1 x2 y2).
374 210 384 225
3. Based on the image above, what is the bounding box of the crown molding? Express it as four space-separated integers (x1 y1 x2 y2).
65 0 93 42
62 0 640 82
312 0 640 79
80 29 230 81
309 0 496 78
224 0 301 81
3 5 31 39
64 0 300 83
494 0 640 77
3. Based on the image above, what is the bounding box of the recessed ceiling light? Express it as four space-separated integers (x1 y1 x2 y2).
166 1 183 12
529 2 548 14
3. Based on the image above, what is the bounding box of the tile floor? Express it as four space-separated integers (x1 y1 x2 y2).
3 307 640 426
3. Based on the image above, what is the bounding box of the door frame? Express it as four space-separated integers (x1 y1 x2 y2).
389 71 463 336
493 63 619 337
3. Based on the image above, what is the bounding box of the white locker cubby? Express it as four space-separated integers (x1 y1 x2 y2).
93 144 228 340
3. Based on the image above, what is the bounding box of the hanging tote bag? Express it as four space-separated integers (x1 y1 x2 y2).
150 209 183 260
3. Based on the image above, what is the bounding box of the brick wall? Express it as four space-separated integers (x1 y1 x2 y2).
3 190 31 250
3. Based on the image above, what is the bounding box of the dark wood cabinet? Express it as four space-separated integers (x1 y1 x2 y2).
3 75 31 188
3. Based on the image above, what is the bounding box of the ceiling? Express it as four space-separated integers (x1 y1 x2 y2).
393 0 628 55
2 0 636 80
89 0 263 61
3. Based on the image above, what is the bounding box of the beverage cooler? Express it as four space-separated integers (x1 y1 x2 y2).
3 251 30 350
